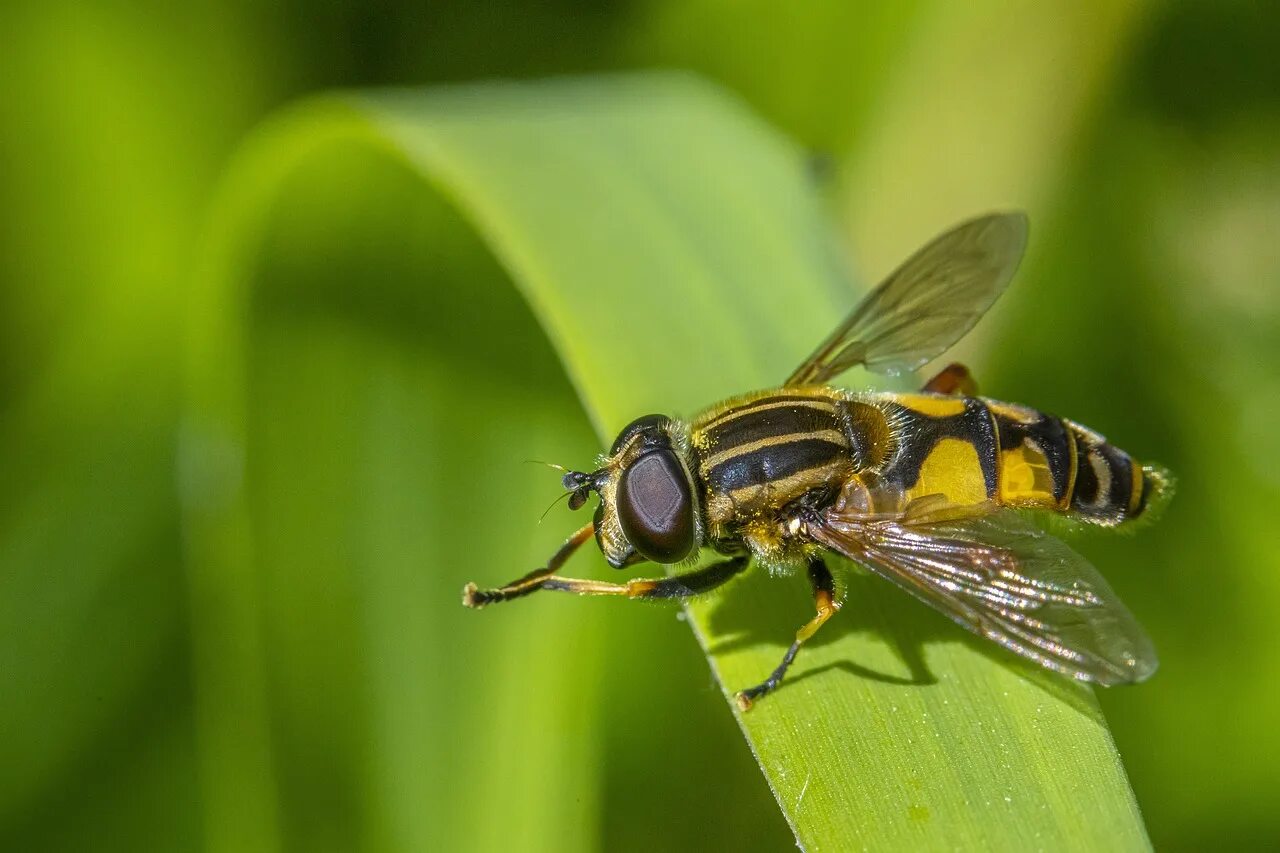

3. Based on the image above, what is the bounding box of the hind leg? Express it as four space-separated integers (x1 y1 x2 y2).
922 362 978 396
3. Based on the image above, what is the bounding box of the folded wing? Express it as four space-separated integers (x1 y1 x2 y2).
806 505 1157 685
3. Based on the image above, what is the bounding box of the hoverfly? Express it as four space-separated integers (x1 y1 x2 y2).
463 212 1172 710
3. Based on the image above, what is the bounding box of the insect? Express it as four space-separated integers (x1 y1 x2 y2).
462 212 1172 710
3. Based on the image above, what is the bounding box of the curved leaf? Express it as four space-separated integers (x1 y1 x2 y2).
184 73 1150 852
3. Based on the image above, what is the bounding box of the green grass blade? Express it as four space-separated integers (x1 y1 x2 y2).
187 72 1150 851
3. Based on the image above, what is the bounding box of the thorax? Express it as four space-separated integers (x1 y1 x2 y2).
688 388 885 544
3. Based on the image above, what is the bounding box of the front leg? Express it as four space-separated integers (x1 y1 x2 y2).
461 522 595 608
463 551 749 608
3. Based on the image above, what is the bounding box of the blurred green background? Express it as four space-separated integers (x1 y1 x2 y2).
2 1 1278 851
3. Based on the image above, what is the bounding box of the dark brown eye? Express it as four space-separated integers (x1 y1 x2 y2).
616 449 695 563
610 414 671 454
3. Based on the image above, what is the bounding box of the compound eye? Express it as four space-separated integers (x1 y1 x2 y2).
610 414 672 455
616 449 695 563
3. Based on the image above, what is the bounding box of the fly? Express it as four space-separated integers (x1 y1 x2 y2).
462 212 1172 710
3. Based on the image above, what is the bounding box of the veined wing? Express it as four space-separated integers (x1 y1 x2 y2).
806 505 1157 685
786 212 1028 386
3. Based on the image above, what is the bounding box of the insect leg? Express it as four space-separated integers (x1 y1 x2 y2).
530 554 748 600
464 551 748 608
461 522 594 608
734 557 840 711
921 362 978 396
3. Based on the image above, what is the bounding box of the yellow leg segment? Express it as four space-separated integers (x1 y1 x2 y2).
735 558 841 711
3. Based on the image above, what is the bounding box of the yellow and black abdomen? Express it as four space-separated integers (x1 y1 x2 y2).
869 393 1168 526
986 399 1167 525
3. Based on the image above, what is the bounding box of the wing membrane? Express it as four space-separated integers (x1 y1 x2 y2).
807 507 1157 685
786 212 1028 386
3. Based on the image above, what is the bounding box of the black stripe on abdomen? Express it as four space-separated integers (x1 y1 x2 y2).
991 405 1074 503
1067 423 1137 525
879 398 999 498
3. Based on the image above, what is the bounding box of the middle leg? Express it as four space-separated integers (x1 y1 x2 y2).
735 557 841 710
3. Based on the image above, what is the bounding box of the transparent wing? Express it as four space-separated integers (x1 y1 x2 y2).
786 212 1028 386
806 506 1157 685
